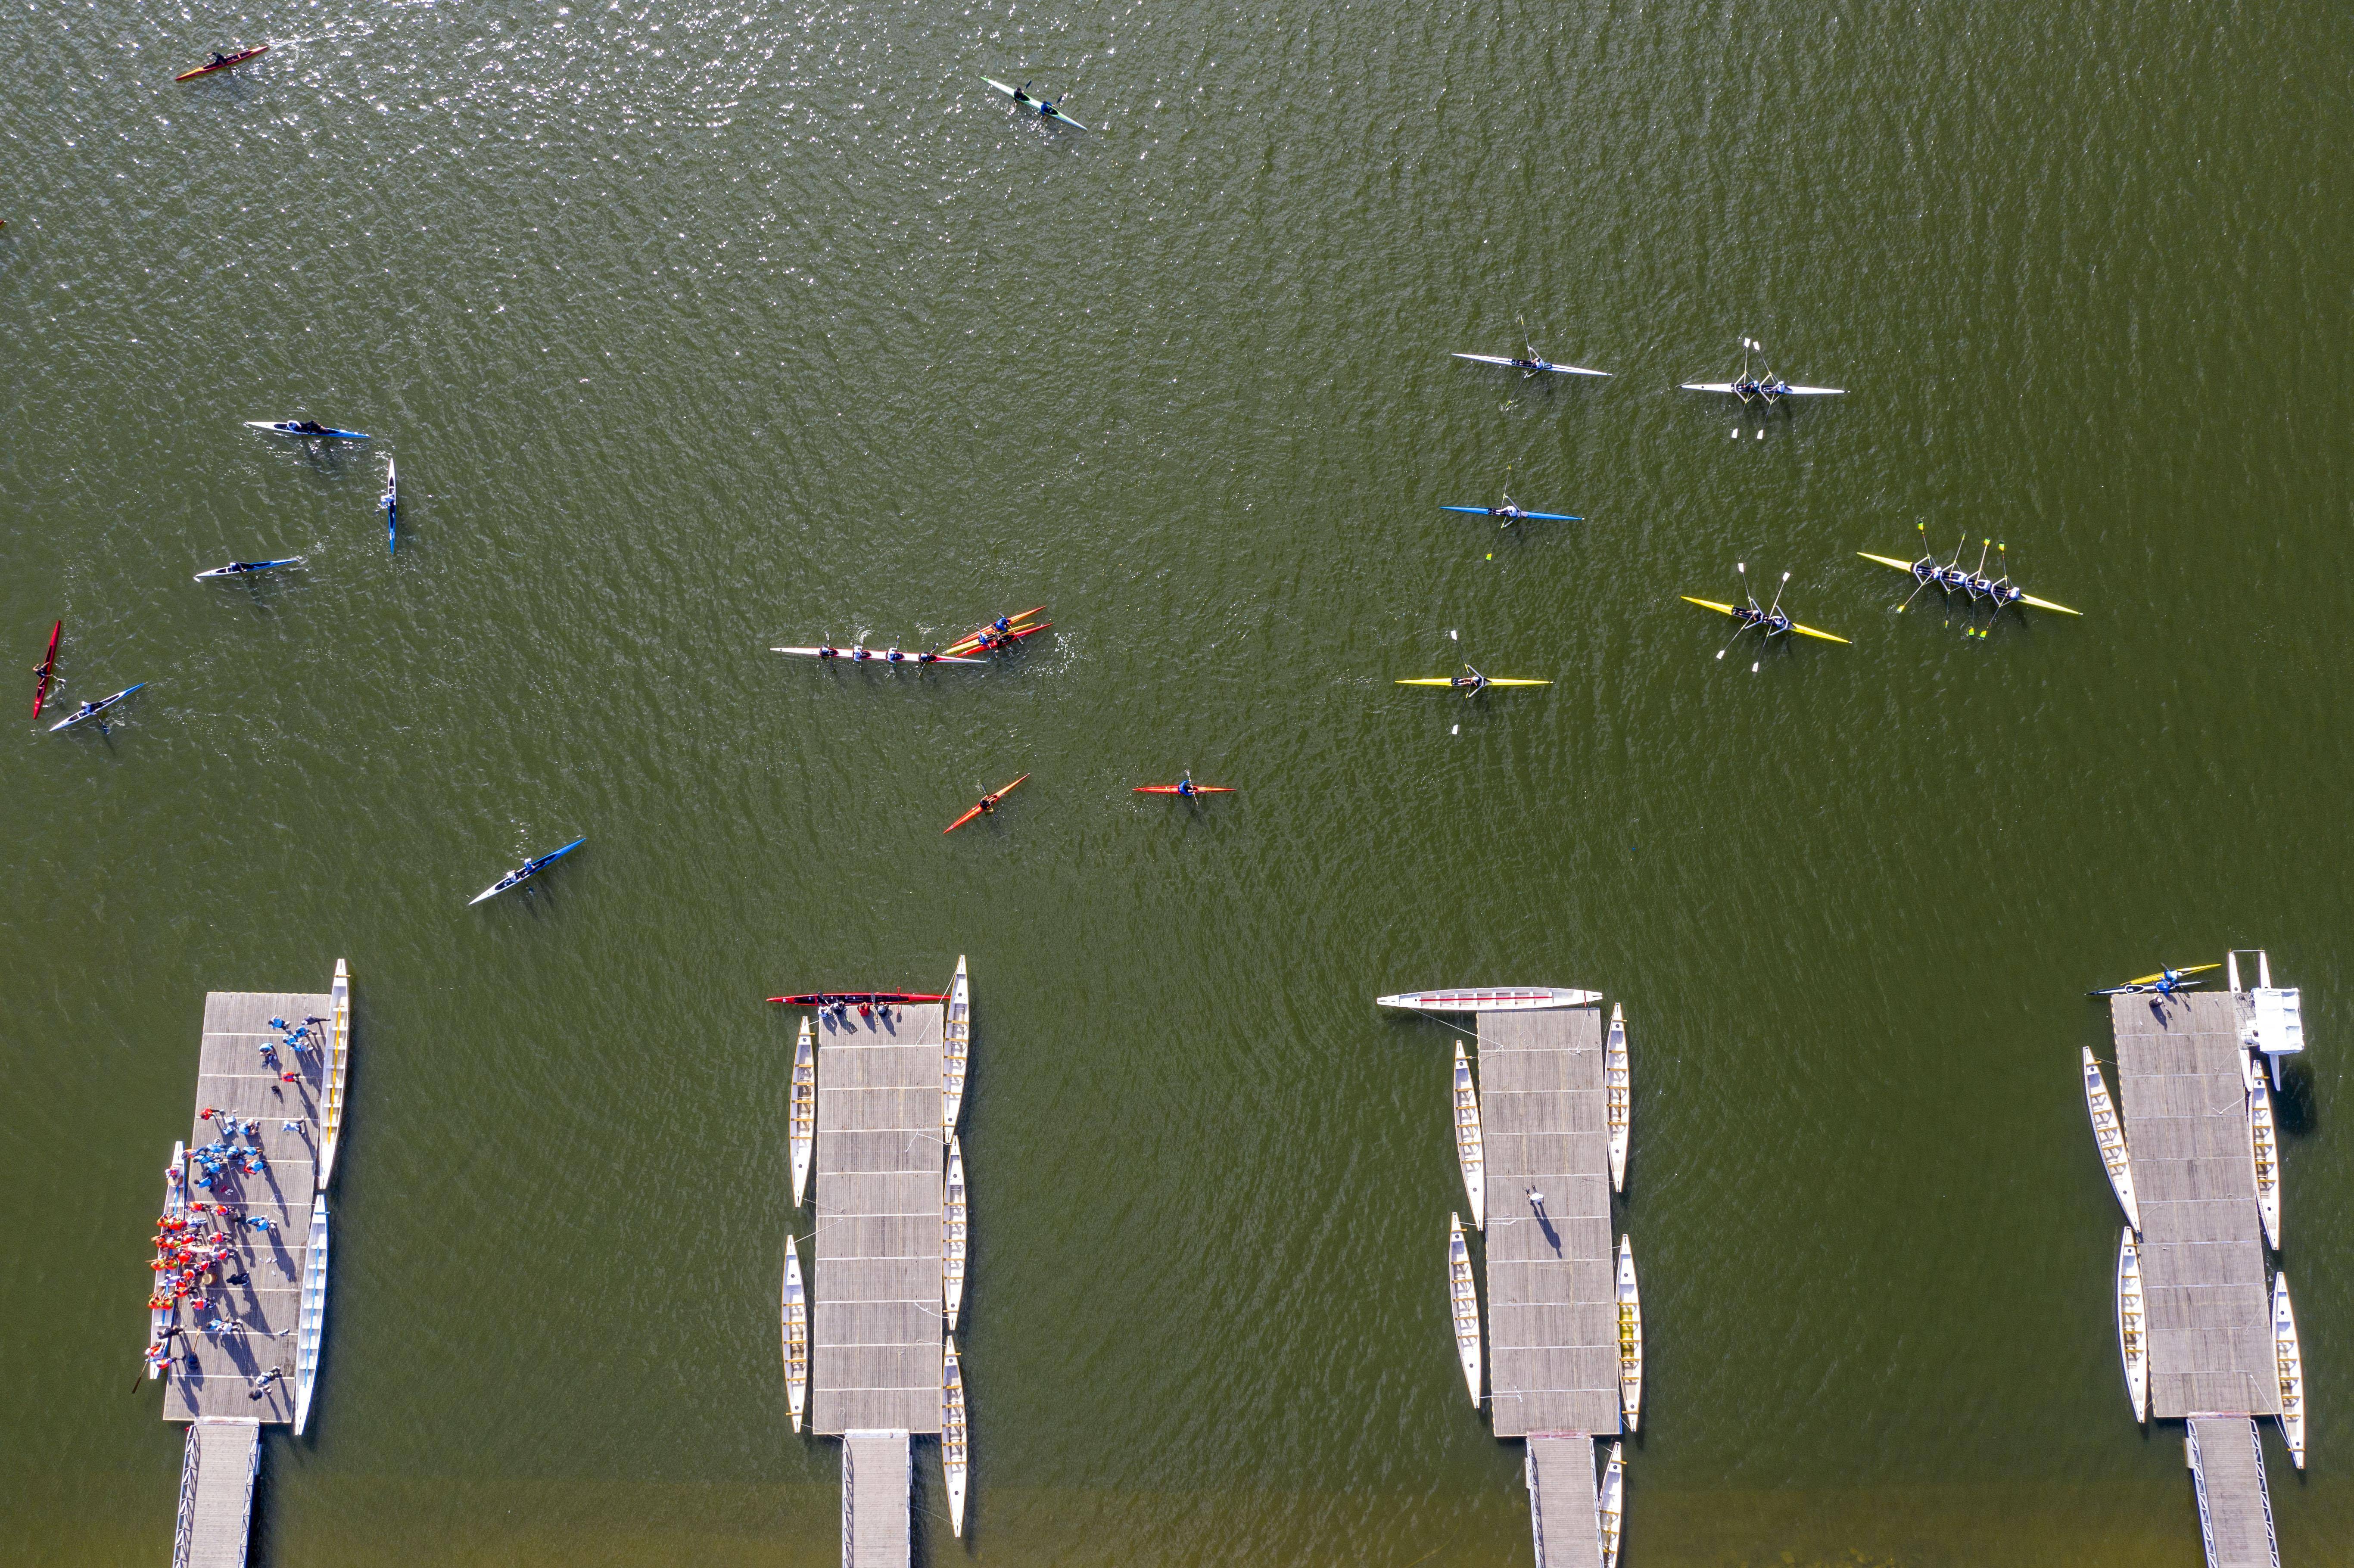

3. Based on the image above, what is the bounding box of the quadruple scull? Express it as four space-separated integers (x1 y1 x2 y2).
1859 524 2080 621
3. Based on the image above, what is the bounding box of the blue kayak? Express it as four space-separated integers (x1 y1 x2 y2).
1441 504 1583 522
470 836 585 905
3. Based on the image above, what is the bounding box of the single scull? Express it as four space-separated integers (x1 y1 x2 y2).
194 557 305 582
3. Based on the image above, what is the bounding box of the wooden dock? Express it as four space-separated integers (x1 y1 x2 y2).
1477 1008 1622 1438
2109 992 2278 1420
2187 1416 2282 1568
1524 1433 1604 1568
162 989 332 1426
170 1418 260 1568
811 1001 947 1437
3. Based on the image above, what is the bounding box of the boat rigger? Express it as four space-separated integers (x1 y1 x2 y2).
1860 523 2080 620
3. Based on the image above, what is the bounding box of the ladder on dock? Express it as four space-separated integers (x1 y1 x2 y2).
170 1418 261 1568
2185 1416 2280 1568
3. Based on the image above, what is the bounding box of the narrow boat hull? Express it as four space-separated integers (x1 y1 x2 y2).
1453 352 1611 378
788 1016 814 1208
1604 1004 1630 1194
983 76 1086 129
1378 987 1602 1013
2247 1061 2281 1250
1596 1442 1625 1568
2117 1228 2148 1424
293 1195 328 1435
943 956 971 1137
1678 381 1844 396
2082 1048 2141 1232
2273 1273 2304 1468
31 618 59 720
319 960 351 1188
771 647 986 665
149 1143 186 1377
1448 1214 1481 1408
175 44 270 81
1452 1041 1485 1231
944 1136 968 1330
783 1242 807 1432
943 1338 971 1535
1616 1235 1643 1433
245 420 368 439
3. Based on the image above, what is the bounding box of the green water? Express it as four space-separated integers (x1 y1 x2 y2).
4 0 2349 1562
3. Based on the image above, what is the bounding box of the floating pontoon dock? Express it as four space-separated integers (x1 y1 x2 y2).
1391 989 1638 1568
159 963 350 1568
792 959 976 1565
2092 952 2307 1568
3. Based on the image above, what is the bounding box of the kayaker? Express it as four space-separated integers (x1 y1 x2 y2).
1176 775 1197 798
992 616 1012 636
209 51 230 68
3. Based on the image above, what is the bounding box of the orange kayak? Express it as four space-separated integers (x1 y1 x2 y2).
943 773 1029 834
176 44 269 82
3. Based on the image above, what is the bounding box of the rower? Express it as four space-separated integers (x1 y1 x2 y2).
884 647 907 663
1451 666 1490 693
850 645 875 662
1491 503 1527 521
816 644 839 660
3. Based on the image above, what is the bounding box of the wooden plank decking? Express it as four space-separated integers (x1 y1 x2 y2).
162 991 330 1426
2110 993 2277 1419
1477 1008 1622 1439
812 1003 947 1437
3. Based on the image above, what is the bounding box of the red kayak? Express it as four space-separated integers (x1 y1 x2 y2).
943 619 1052 658
944 772 1029 834
942 606 1045 656
31 619 59 720
1133 784 1234 795
175 44 270 81
768 992 948 1007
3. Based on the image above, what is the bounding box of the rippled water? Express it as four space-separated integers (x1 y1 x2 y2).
5 0 2350 1563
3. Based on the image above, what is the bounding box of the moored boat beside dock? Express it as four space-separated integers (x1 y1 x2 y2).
944 1135 968 1331
1448 1213 1481 1407
943 1336 971 1537
1379 986 1601 1013
1604 1004 1630 1193
2273 1273 2303 1468
1616 1235 1643 1432
2245 1060 2280 1251
782 1240 807 1433
2117 1228 2147 1423
1452 1042 1485 1230
318 959 352 1188
1597 1441 1625 1568
293 1195 328 1435
148 1143 186 1378
788 1016 814 1209
944 956 971 1137
2081 1047 2139 1232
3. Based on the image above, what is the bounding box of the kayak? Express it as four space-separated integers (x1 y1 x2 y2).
1397 677 1550 688
1681 596 1850 645
468 837 585 906
771 646 985 666
176 44 269 81
768 992 950 1008
943 619 1052 658
195 557 305 582
49 682 145 732
246 420 370 440
1377 987 1604 1012
945 772 1030 834
1453 353 1610 379
1441 505 1582 522
943 605 1044 656
31 619 59 720
983 77 1087 130
1133 784 1235 795
1678 381 1845 396
383 458 398 555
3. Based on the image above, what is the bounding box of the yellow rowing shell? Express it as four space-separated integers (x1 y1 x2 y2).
1396 677 1551 688
1680 597 1850 645
1856 552 2081 615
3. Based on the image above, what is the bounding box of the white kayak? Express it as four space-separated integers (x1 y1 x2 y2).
772 646 985 666
1454 352 1610 378
1377 986 1603 1012
1678 381 1845 396
984 76 1086 130
195 556 305 582
245 420 371 439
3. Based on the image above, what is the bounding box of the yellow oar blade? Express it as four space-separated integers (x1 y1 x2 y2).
2124 963 2222 986
2020 592 2082 616
1856 553 1916 572
1791 622 1851 646
1681 596 1739 617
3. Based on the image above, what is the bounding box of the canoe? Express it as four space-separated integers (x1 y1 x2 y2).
1453 352 1611 379
2081 1048 2141 1232
1439 505 1582 522
983 76 1086 129
943 955 971 1137
943 1336 971 1536
1377 987 1602 1013
469 837 585 905
383 458 397 555
245 420 369 439
1133 784 1235 794
783 1241 807 1433
788 1016 815 1209
2273 1272 2304 1468
318 959 352 1188
2247 1058 2280 1250
944 1134 968 1331
1604 1004 1630 1195
293 1194 328 1435
1617 1235 1643 1432
1452 1041 1485 1230
149 1142 186 1378
176 44 269 81
1678 381 1844 396
31 619 59 720
769 991 949 1008
1448 1213 1481 1408
770 646 984 665
49 681 144 731
944 773 1028 834
1596 1441 1625 1568
1396 676 1551 688
194 557 304 582
2117 1227 2148 1424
